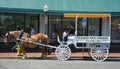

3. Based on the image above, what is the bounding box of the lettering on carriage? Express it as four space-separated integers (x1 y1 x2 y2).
77 36 110 43
90 37 96 39
78 36 89 39
86 40 95 43
97 37 109 39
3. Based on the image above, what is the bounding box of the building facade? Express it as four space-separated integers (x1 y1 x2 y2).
0 0 120 45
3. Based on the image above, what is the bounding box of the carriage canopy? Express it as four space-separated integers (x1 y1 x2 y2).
64 14 109 18
63 13 111 44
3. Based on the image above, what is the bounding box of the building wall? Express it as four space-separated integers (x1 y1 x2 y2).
0 12 120 44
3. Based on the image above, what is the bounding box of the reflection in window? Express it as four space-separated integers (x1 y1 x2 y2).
111 16 120 43
25 14 38 33
0 13 39 42
49 15 62 43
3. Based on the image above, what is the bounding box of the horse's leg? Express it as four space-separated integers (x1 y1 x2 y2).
21 46 27 60
41 46 47 58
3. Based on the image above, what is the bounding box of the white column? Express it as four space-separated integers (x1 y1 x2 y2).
39 14 45 34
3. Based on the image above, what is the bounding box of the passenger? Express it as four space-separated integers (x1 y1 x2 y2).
68 21 75 35
62 22 75 42
62 28 68 42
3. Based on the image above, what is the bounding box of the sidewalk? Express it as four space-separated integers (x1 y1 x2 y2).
1 42 120 59
0 52 120 59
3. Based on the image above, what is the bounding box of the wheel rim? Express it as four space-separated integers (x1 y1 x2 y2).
90 44 109 62
55 45 71 61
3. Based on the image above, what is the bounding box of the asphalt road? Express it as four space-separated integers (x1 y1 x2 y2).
0 58 120 69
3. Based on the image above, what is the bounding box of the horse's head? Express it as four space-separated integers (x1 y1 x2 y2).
4 31 20 43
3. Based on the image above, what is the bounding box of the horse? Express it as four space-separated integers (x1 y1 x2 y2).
4 31 48 59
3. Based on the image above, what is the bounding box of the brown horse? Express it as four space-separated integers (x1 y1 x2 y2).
4 31 48 59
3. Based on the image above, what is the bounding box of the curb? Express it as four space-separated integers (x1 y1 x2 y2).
0 56 120 59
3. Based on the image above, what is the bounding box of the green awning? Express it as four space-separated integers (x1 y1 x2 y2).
0 0 120 15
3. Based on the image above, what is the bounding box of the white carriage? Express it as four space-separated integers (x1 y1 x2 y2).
55 14 111 62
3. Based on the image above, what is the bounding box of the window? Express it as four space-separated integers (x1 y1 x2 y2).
0 13 39 42
25 14 39 33
111 16 120 43
49 14 62 43
0 13 24 42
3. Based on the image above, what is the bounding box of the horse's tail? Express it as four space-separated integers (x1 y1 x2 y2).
38 33 49 45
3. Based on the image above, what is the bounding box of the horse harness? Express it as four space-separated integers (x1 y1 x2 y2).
16 30 31 47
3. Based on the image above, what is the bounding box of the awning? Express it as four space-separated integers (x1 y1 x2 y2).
0 0 120 15
64 14 110 18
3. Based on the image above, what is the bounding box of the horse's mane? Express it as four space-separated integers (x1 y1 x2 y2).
8 31 28 39
11 31 20 33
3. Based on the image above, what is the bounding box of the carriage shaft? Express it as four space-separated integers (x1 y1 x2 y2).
17 39 57 48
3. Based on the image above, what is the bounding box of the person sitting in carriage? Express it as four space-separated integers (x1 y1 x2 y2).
62 28 69 42
62 22 75 42
68 21 75 35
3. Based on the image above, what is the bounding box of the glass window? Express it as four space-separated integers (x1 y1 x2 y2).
0 13 39 42
111 16 120 43
25 14 39 34
88 18 100 36
49 14 62 43
0 13 24 42
62 18 101 36
62 18 75 29
63 18 81 36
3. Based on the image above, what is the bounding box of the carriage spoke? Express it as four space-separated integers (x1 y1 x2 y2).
90 44 109 62
55 45 71 61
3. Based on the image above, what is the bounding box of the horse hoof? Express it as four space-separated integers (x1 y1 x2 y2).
41 55 47 59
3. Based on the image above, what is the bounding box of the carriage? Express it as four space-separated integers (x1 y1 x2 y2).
4 14 111 62
55 14 111 62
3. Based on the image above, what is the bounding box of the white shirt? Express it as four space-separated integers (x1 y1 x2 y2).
62 31 68 41
31 28 35 35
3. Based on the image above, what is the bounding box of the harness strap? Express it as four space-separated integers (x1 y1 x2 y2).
16 30 24 41
25 37 30 47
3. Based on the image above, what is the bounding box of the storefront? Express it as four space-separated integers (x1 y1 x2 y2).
0 13 120 44
0 13 39 42
0 0 120 45
111 16 120 43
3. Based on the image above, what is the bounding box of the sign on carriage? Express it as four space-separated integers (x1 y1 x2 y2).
68 36 110 43
77 36 111 43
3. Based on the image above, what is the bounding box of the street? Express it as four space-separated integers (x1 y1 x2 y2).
0 58 120 69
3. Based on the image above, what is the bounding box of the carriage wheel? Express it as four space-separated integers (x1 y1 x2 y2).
55 45 71 61
90 44 109 62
